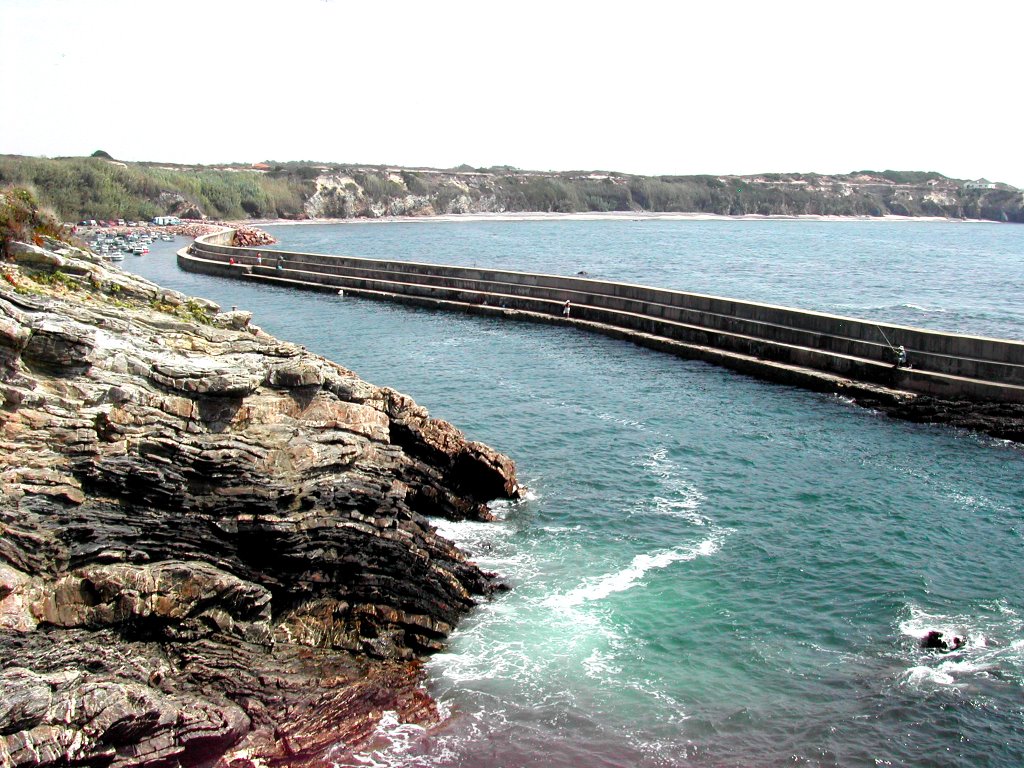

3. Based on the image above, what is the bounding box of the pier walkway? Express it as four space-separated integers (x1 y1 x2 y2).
179 230 1024 405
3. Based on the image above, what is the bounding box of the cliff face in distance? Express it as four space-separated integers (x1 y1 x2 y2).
301 167 1024 223
2 154 1022 223
0 224 521 766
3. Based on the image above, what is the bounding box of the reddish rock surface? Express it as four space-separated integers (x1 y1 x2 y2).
231 227 276 248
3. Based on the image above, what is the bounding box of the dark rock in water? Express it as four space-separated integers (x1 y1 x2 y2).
0 243 523 766
861 395 1024 444
920 630 965 652
921 630 948 650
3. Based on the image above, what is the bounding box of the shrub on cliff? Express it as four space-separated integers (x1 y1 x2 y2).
860 169 949 184
356 172 407 201
0 157 310 221
401 171 430 196
0 186 73 258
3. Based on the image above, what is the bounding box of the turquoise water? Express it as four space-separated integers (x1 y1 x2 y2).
130 221 1024 767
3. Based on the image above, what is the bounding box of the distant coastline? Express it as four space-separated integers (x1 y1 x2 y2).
237 210 1002 227
2 154 1021 225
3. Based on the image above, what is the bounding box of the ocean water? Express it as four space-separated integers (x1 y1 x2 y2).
129 220 1024 768
262 217 1024 341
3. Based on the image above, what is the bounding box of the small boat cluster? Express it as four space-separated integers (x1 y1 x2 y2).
86 229 174 261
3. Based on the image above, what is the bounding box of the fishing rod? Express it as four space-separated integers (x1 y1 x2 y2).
876 323 909 367
876 324 896 352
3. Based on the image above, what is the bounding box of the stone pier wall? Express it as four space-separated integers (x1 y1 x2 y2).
179 232 1024 404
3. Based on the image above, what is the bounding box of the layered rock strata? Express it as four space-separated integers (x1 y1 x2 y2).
0 240 521 767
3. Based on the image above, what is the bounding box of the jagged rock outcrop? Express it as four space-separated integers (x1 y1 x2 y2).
0 241 522 767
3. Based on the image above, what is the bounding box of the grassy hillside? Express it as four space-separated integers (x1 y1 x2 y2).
0 155 311 221
2 154 1021 223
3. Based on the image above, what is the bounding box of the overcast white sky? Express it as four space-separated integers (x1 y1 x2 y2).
2 0 1021 185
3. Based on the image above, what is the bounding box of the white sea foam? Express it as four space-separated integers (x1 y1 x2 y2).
429 517 516 569
334 710 439 768
543 534 724 610
898 603 1024 689
650 493 707 523
582 648 623 679
640 446 671 475
430 517 514 544
541 524 582 534
899 605 977 645
596 410 646 430
636 447 709 524
433 643 545 686
900 303 947 314
428 515 542 577
828 393 858 407
904 665 957 687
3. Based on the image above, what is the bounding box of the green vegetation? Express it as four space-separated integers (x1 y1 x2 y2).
354 171 406 199
856 170 948 184
1 155 1021 224
27 268 80 291
0 156 311 221
148 296 214 325
0 185 75 257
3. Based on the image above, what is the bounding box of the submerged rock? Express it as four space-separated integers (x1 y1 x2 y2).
0 243 522 766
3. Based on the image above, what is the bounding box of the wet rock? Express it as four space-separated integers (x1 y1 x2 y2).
875 396 1024 443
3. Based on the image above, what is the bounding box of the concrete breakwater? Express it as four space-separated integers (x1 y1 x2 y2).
181 230 1024 406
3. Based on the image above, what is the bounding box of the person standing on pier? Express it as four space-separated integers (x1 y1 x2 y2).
563 299 571 318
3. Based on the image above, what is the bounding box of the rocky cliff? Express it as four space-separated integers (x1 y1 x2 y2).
301 167 1024 222
0 239 521 767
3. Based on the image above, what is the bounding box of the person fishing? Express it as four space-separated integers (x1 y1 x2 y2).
877 325 909 369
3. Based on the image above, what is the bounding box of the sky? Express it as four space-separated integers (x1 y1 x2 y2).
1 0 1022 186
